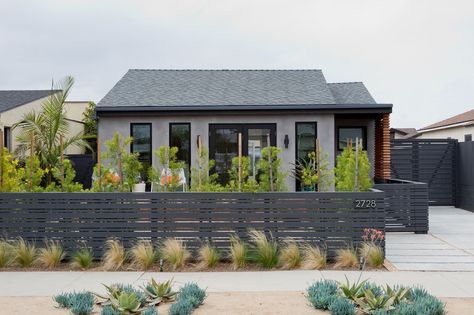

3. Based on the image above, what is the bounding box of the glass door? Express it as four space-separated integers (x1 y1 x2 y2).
209 124 276 185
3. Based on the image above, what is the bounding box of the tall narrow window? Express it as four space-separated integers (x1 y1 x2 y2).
3 127 11 151
131 123 152 183
169 123 191 178
295 122 317 191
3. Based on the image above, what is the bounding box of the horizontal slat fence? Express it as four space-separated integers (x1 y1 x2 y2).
0 192 385 259
390 139 457 206
374 179 429 233
457 141 474 211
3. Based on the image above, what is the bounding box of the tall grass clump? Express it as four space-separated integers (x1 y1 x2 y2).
248 229 278 269
302 244 327 270
14 238 37 267
0 239 15 268
71 248 94 270
278 240 301 269
130 241 157 270
229 235 248 270
102 239 126 271
197 244 220 269
360 243 384 268
160 238 190 270
38 240 65 269
334 248 358 269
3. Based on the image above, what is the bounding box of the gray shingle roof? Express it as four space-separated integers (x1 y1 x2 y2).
328 82 376 104
0 90 58 113
97 69 379 109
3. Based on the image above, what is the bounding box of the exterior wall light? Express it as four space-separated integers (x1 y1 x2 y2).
284 134 289 149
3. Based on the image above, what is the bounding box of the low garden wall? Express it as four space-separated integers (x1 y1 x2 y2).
374 179 429 234
0 191 385 258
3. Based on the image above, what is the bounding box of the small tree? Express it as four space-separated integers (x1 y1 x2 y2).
190 146 223 192
257 146 287 192
49 159 83 192
335 141 372 192
101 132 142 192
227 156 259 192
148 146 184 191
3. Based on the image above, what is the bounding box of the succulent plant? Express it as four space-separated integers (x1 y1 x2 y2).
94 283 146 307
141 307 158 315
109 291 142 314
142 278 177 305
328 296 356 315
168 298 194 315
100 305 120 315
178 282 206 307
306 279 339 310
53 291 94 314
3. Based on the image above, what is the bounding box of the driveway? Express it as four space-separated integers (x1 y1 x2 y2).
386 206 474 271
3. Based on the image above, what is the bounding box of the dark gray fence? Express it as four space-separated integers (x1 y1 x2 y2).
457 141 474 211
374 179 429 233
0 192 385 258
390 139 457 206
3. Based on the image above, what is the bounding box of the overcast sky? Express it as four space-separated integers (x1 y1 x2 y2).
1 0 473 128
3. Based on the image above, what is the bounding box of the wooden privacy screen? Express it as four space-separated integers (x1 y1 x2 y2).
0 192 385 258
375 113 391 180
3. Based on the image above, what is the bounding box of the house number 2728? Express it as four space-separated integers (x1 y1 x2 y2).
354 200 377 208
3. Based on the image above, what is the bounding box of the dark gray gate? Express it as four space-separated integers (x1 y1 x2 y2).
390 139 457 206
457 141 474 211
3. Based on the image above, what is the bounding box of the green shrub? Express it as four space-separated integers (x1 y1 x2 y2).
190 146 223 192
328 296 356 315
71 248 94 270
335 144 372 192
148 146 184 191
306 280 339 310
257 146 286 192
248 230 278 269
227 156 259 192
169 298 194 315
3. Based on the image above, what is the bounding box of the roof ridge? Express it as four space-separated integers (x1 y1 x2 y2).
0 89 61 92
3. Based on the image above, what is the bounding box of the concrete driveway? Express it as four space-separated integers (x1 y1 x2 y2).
386 206 474 271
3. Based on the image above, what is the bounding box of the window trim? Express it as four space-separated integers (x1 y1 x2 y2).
337 126 367 151
169 122 192 169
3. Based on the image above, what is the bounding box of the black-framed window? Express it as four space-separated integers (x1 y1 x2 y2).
337 126 367 150
169 123 191 176
465 134 472 142
209 123 276 185
130 123 152 183
295 122 317 191
3 127 11 151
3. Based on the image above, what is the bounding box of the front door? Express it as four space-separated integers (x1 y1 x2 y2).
209 124 276 185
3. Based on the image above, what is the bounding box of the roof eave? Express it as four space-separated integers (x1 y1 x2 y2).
96 103 393 115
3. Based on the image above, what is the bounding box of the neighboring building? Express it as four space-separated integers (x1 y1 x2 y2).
390 127 418 139
417 109 474 142
0 90 89 154
96 69 392 191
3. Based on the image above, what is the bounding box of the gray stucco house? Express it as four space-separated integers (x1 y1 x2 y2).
96 69 392 191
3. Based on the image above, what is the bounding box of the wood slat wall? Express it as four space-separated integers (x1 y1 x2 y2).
375 113 391 180
374 179 429 233
0 192 386 258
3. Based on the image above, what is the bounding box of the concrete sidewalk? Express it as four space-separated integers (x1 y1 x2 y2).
1 270 474 298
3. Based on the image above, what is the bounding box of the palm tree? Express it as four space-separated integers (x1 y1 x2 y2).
13 76 91 184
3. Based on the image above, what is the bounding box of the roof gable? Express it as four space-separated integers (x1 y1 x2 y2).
419 109 474 131
0 90 58 113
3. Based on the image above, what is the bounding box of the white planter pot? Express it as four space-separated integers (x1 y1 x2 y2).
133 183 146 192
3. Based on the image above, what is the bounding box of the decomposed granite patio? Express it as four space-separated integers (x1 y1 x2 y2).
386 206 474 271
